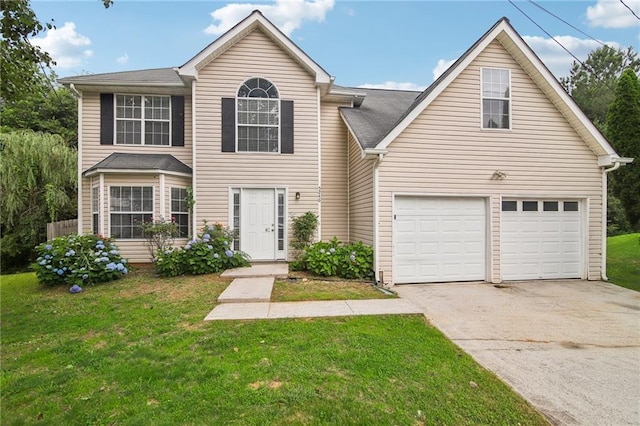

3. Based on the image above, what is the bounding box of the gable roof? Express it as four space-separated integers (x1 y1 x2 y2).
58 67 185 87
339 88 420 149
341 17 620 163
84 153 192 177
178 10 332 87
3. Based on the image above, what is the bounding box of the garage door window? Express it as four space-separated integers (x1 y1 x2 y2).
523 201 538 211
564 201 579 211
503 200 580 212
502 200 517 211
543 201 559 211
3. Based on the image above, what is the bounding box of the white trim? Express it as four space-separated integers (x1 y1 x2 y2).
159 173 166 219
98 174 105 236
83 169 191 178
234 78 281 154
191 80 198 236
178 11 331 85
317 86 322 241
373 154 384 283
106 184 155 240
480 67 512 131
77 90 83 234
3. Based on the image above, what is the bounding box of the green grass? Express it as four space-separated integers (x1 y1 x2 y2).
607 233 640 292
272 278 394 302
1 271 547 425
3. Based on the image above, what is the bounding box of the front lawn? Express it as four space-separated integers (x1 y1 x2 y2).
607 233 640 292
1 271 546 425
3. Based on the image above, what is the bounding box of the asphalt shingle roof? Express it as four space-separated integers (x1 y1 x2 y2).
58 68 185 86
84 153 192 175
339 88 421 149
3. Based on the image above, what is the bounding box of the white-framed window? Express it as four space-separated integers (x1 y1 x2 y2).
232 189 241 250
110 186 153 239
115 95 171 145
236 78 280 153
170 187 189 238
481 68 511 129
92 186 100 235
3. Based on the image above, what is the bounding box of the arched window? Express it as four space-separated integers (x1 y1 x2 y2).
237 78 280 152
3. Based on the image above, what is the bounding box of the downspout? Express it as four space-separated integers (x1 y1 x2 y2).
601 161 621 281
317 87 322 241
373 152 384 285
71 84 83 234
191 81 197 237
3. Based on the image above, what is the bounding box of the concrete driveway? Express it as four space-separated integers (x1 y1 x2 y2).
396 280 640 425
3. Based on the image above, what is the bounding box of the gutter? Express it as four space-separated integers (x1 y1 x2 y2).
600 156 633 280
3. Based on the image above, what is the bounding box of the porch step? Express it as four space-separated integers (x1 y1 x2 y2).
221 263 288 278
217 276 275 303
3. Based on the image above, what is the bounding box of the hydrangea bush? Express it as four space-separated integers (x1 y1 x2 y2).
155 223 249 277
34 234 129 286
305 237 373 279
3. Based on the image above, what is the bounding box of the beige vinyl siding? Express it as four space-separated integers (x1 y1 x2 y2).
78 91 192 234
194 28 319 258
320 100 349 241
348 133 375 246
377 40 602 284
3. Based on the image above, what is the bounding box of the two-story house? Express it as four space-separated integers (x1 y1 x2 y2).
60 10 630 285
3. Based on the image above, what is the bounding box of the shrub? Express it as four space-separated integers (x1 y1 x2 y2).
33 234 128 286
139 216 180 261
155 222 249 277
305 237 373 279
290 211 318 270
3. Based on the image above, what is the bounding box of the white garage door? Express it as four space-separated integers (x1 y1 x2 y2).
501 200 583 280
394 197 486 283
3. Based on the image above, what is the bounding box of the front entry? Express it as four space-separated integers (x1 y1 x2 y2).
237 188 286 261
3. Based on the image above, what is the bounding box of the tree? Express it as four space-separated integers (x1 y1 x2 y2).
606 68 640 231
560 46 640 129
1 74 78 147
1 0 113 103
0 131 77 271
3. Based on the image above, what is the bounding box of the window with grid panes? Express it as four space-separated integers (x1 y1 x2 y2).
236 78 280 152
170 188 189 238
116 95 170 145
110 186 153 238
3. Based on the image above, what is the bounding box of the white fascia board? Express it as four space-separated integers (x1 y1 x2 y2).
364 148 388 157
496 26 617 157
62 81 186 88
179 11 331 85
83 169 192 178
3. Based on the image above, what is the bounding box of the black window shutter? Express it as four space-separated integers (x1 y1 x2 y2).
100 93 114 145
281 100 294 154
221 97 235 152
171 96 185 146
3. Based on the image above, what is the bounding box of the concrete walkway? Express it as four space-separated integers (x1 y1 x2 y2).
206 263 422 320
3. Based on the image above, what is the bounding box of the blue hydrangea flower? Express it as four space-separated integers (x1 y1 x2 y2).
225 250 233 257
121 259 126 264
116 263 125 271
122 267 128 274
329 248 336 254
45 244 52 251
109 250 119 255
106 262 116 271
39 260 46 265
46 265 52 269
70 284 83 294
202 233 211 240
97 240 103 245
185 244 191 250
207 245 213 249
101 257 110 262
223 240 228 246
82 274 88 280
94 257 102 263
350 254 356 262
213 253 219 259
57 269 64 275
44 254 51 260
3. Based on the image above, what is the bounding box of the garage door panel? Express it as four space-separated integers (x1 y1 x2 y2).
501 199 582 280
394 197 486 283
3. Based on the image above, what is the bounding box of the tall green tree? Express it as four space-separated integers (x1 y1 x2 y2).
606 68 640 231
0 131 77 270
1 74 78 147
560 46 640 129
1 0 113 103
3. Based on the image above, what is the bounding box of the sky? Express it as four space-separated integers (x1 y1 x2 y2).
31 0 640 90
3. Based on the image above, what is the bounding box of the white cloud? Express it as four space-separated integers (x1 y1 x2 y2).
205 0 335 36
523 35 620 77
31 22 92 68
587 0 640 28
358 81 427 91
117 53 129 64
432 58 456 81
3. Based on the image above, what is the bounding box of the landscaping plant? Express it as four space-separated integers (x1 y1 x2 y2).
305 237 373 279
155 222 249 277
33 234 128 286
289 211 318 270
139 216 180 261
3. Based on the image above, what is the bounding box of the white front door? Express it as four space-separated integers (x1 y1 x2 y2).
241 189 275 260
